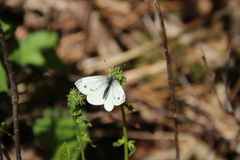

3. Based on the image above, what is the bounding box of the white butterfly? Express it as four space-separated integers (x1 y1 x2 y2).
75 76 126 112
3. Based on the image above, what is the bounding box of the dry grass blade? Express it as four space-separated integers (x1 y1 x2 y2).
154 1 179 159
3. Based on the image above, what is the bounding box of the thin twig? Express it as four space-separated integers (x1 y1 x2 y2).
0 142 11 160
0 140 3 160
154 1 179 160
0 128 13 139
231 77 240 101
0 23 22 160
200 44 224 111
223 47 233 113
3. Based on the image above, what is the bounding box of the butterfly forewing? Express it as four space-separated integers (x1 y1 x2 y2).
75 76 110 105
75 76 108 95
86 83 106 105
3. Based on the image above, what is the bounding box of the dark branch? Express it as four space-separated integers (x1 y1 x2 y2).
154 1 179 159
0 22 22 160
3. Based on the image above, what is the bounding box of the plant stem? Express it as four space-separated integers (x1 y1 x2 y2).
0 22 22 160
121 106 128 160
154 1 179 160
73 117 85 160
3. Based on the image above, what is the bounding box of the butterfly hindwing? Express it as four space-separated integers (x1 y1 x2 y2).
104 80 125 111
104 82 115 112
112 80 125 105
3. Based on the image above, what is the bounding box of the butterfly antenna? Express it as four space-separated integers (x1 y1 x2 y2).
104 60 113 77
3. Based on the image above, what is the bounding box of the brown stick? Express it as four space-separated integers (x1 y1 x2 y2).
154 1 179 159
200 45 224 111
0 23 22 160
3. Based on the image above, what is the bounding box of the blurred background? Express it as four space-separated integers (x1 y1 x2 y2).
0 0 240 159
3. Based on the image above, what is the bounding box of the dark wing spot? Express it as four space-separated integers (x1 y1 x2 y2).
84 85 87 88
113 96 120 100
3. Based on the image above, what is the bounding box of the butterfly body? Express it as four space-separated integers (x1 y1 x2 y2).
103 77 114 99
75 76 125 112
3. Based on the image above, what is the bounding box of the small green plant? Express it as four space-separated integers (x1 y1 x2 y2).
112 103 135 160
10 31 59 67
67 88 95 160
33 108 87 160
0 61 7 92
73 66 135 160
0 122 11 137
108 67 136 159
108 66 127 85
58 142 71 160
0 20 60 92
0 20 17 92
0 20 17 39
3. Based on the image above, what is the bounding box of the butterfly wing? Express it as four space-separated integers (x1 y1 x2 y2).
75 76 126 112
75 76 109 105
104 80 126 112
112 80 126 105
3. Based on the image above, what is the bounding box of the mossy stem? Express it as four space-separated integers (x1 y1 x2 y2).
121 106 129 160
73 116 85 160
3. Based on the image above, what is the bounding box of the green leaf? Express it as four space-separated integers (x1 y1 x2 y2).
58 142 70 160
55 118 76 142
0 122 7 130
113 137 124 147
32 108 85 160
113 138 136 156
42 49 64 69
67 88 85 110
16 50 45 66
81 134 96 148
124 103 134 112
10 31 59 66
0 61 8 92
23 31 59 49
128 140 136 156
0 20 17 39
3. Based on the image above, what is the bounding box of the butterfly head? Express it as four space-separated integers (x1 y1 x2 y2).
108 67 126 85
